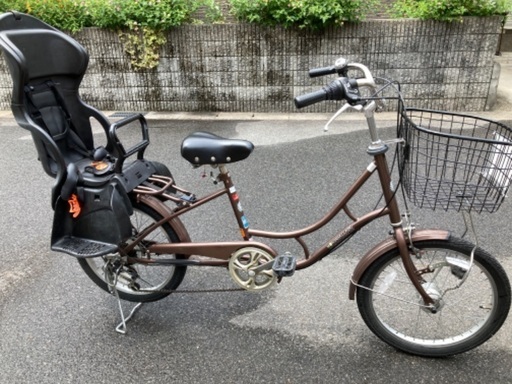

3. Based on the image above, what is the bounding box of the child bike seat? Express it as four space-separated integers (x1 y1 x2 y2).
0 11 161 208
181 131 254 166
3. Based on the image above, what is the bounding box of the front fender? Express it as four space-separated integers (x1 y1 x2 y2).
348 229 450 300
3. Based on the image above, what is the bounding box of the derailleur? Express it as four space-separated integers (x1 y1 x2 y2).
104 257 141 293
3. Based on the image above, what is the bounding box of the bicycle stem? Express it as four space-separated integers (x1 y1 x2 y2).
364 102 380 145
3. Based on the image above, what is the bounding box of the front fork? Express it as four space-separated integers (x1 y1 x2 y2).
393 226 434 305
374 152 434 306
366 104 435 306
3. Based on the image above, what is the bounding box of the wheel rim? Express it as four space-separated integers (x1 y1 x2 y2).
367 248 497 347
84 207 178 296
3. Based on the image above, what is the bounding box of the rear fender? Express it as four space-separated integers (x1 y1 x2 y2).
348 229 450 300
135 194 191 244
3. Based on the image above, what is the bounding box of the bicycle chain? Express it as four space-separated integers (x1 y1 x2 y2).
135 286 246 294
107 259 246 295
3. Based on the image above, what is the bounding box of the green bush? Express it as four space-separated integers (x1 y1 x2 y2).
392 0 512 21
0 0 211 68
0 0 208 32
0 0 91 32
229 0 376 29
86 0 200 30
87 0 203 70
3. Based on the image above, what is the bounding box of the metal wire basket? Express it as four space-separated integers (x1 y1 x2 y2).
398 102 512 213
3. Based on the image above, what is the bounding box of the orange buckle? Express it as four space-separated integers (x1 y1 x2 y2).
68 193 81 218
91 161 109 171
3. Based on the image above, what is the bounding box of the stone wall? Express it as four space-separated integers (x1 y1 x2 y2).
0 17 503 113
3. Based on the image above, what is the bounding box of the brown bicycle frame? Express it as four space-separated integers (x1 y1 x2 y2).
124 147 435 305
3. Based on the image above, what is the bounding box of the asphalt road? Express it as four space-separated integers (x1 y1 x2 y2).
1 115 512 383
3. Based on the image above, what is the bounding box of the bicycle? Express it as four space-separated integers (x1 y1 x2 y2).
80 59 512 357
0 12 510 358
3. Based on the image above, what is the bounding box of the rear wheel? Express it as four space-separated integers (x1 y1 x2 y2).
78 200 187 302
356 237 510 357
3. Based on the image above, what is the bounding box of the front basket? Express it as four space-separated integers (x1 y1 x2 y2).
398 105 512 213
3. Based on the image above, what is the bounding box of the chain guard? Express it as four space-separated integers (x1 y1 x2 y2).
228 247 277 291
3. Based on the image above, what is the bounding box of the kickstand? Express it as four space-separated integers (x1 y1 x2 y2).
115 298 143 334
106 267 144 334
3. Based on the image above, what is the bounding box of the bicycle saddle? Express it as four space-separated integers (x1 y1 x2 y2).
181 131 254 165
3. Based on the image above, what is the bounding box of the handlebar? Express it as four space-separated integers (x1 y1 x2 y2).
294 77 361 109
308 57 349 78
109 113 150 173
294 59 377 109
309 66 337 78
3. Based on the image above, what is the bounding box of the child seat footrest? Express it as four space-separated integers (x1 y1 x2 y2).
52 236 118 258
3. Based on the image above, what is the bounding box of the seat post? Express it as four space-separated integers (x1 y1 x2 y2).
218 165 252 240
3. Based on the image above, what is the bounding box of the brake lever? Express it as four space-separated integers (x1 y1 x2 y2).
368 87 387 111
324 103 363 132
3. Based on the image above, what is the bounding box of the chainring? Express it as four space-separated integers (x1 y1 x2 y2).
228 247 277 291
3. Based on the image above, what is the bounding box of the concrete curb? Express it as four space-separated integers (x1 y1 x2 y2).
0 109 510 126
141 110 512 123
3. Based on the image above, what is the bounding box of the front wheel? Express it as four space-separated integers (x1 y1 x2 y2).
78 200 187 302
356 237 511 357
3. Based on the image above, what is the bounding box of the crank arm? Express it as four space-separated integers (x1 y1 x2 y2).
252 259 276 273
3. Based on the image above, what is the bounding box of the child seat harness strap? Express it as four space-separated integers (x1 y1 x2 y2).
24 81 92 159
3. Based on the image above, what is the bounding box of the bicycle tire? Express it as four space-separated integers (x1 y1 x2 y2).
78 200 187 302
356 237 510 357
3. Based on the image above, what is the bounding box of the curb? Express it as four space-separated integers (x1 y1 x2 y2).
0 109 509 124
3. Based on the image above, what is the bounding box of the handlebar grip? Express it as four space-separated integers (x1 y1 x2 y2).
309 66 337 78
294 89 327 109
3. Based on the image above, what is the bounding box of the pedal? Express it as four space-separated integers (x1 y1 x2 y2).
272 253 297 277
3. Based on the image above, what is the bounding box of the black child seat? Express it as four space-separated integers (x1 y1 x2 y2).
0 11 162 257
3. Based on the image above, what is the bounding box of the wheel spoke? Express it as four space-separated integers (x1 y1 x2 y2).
357 239 510 357
79 203 187 302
